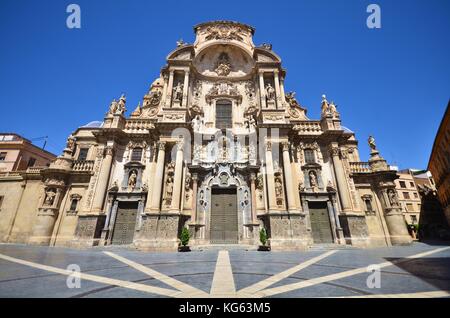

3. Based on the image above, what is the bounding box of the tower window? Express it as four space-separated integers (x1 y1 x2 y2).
304 149 315 163
69 198 78 211
78 148 89 161
131 148 143 161
216 100 232 130
365 199 373 212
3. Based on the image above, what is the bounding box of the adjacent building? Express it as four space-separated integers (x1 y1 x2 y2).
428 101 450 227
0 133 55 172
0 21 412 250
395 169 422 226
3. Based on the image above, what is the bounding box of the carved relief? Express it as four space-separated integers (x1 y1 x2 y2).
204 24 245 41
215 52 232 76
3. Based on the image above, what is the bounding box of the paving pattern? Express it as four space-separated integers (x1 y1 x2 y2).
0 242 449 298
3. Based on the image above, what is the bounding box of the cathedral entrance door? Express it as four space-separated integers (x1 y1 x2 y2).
308 201 333 244
210 188 238 244
111 201 138 245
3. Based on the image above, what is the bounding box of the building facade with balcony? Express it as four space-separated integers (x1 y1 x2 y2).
0 21 412 250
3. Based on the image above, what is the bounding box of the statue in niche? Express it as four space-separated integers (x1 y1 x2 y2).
44 189 56 206
116 94 126 114
173 82 183 101
165 175 174 202
275 177 283 199
245 115 256 131
128 170 137 190
265 83 275 101
185 173 192 201
215 52 231 76
388 189 399 207
309 171 318 188
368 135 377 151
191 115 204 132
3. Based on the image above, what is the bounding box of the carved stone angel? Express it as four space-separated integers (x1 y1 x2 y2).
265 83 275 101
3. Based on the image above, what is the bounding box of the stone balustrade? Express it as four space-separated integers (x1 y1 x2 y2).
293 121 322 134
349 162 371 173
72 160 94 172
125 120 155 133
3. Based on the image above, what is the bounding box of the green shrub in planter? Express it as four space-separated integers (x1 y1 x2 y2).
259 228 268 246
180 227 190 247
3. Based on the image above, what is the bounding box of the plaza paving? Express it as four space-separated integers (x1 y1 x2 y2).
0 242 449 298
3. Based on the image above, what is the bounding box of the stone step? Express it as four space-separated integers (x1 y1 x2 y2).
192 244 258 251
308 244 356 251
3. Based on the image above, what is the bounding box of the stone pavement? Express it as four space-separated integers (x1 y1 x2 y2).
0 242 449 298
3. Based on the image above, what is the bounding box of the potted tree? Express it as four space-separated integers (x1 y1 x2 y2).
178 227 191 252
258 227 271 251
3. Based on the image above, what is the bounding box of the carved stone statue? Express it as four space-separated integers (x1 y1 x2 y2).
388 189 399 207
275 177 283 198
44 189 56 206
309 171 318 188
165 175 174 200
108 99 118 115
265 83 275 101
191 115 204 132
116 94 126 114
368 135 377 151
128 170 137 189
173 82 183 101
66 135 76 152
215 52 231 76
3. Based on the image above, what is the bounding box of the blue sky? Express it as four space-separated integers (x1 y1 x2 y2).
0 0 448 169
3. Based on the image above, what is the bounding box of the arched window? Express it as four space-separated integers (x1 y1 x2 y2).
216 100 232 130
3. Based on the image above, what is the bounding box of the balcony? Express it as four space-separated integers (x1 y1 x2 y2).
72 160 94 173
349 162 371 173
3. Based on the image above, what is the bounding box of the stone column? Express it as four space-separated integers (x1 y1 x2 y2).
91 146 114 213
181 70 189 107
274 70 282 108
280 77 286 106
144 143 157 212
166 70 174 107
170 141 184 212
265 141 277 211
329 145 352 211
282 141 296 212
259 70 267 109
250 173 257 223
188 174 197 222
150 141 166 212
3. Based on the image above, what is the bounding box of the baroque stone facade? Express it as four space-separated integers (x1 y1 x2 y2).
0 21 412 250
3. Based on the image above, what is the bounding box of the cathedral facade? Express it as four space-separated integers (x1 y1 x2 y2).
0 21 412 250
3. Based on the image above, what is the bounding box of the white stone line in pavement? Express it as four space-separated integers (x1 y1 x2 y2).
210 250 236 297
254 246 450 298
238 250 336 296
104 251 208 297
334 290 450 298
0 252 181 298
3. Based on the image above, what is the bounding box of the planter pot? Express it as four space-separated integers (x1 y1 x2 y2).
258 245 271 251
178 246 191 252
